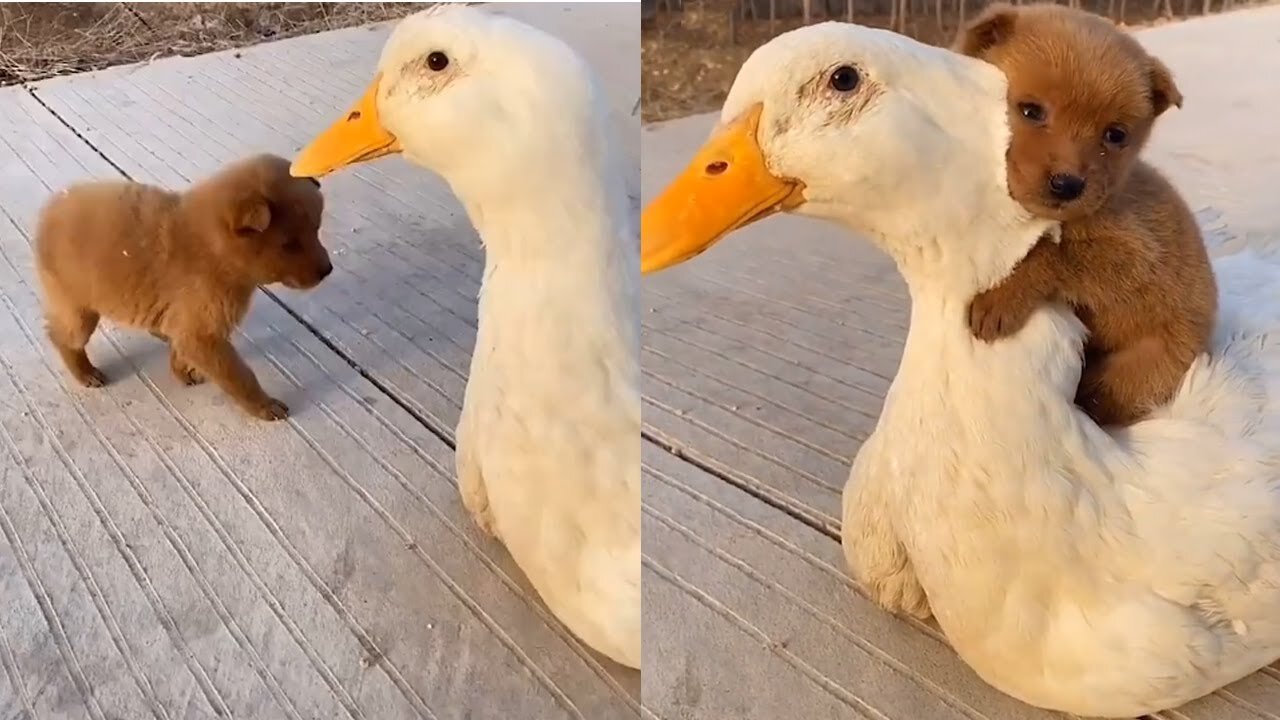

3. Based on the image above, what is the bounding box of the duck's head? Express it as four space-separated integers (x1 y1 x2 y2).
292 5 606 199
642 23 1057 295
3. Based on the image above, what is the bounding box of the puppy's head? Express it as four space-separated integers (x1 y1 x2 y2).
954 3 1182 221
202 154 333 290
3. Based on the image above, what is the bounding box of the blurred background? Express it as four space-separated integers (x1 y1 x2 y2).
0 2 421 87
640 0 1270 121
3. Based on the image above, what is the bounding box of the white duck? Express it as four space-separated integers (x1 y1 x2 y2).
292 6 640 670
643 21 1280 718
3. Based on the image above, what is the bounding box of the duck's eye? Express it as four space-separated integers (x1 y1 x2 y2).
1018 102 1047 123
426 51 449 72
1102 125 1129 146
829 65 860 93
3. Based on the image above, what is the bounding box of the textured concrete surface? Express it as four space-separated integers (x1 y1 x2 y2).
640 5 1280 719
0 4 638 719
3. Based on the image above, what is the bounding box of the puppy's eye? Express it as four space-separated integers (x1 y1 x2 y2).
426 51 449 72
829 65 860 93
1018 102 1047 123
1102 125 1129 146
283 239 302 253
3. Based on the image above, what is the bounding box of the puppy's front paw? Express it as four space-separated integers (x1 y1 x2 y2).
967 288 1033 342
169 350 205 386
174 366 206 386
250 397 290 421
77 367 108 388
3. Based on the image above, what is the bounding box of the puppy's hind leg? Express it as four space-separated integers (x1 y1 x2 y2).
1077 334 1193 426
46 304 106 388
173 334 287 421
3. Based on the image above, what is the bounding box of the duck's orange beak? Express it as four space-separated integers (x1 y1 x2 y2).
641 104 804 274
292 73 403 178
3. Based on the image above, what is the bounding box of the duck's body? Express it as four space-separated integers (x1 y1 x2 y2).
293 5 639 669
456 126 641 669
642 21 1280 715
852 248 1280 715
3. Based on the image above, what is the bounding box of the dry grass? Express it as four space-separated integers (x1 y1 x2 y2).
642 5 791 123
0 2 431 86
642 0 1278 123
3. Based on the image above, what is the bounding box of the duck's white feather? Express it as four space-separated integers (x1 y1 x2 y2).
457 153 640 668
697 20 1280 716
854 241 1280 715
376 6 640 669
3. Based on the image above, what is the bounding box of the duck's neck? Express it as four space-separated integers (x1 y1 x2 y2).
879 239 1144 603
881 276 1156 681
864 213 1129 547
457 148 639 383
889 280 1087 446
881 217 1117 497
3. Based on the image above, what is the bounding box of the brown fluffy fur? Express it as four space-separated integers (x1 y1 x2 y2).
954 3 1217 426
34 153 332 421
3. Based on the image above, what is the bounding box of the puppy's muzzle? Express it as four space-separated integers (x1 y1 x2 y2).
1047 173 1086 202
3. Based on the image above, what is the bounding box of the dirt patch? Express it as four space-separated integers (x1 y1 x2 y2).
641 0 1273 123
0 2 431 86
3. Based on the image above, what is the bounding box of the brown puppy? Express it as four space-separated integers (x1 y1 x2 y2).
34 153 332 421
954 3 1217 426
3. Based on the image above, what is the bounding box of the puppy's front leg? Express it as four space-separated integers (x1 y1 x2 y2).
967 233 1062 342
169 347 206 386
176 335 288 421
842 475 931 620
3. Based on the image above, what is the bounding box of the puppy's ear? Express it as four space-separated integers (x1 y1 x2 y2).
1147 57 1183 116
235 197 272 234
954 3 1017 57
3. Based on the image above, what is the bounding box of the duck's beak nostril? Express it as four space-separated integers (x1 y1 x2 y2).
641 103 803 275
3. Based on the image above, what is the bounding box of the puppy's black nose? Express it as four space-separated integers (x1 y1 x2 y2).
1047 173 1086 201
319 261 334 279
